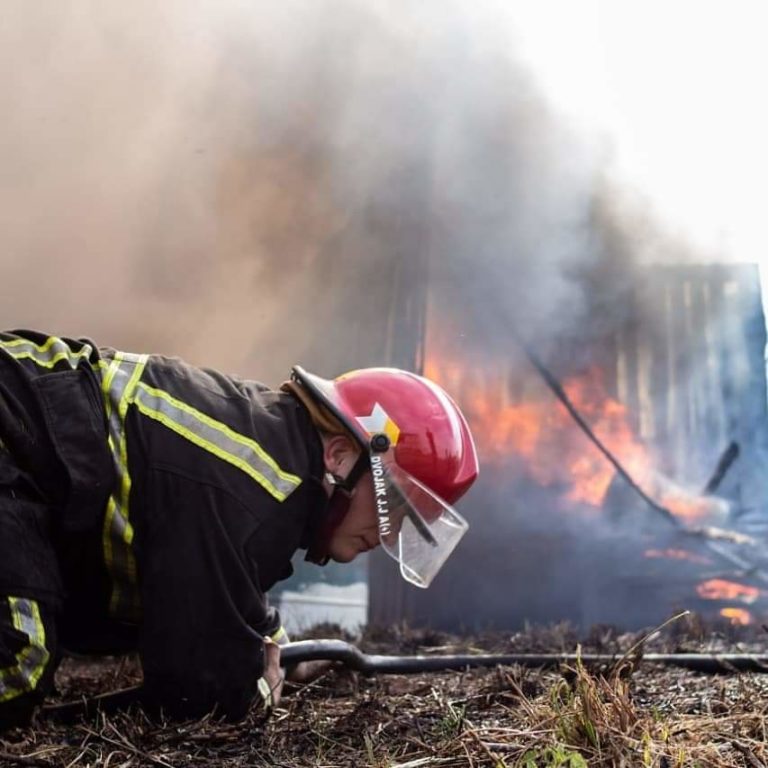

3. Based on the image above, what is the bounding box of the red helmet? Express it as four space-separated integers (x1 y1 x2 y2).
292 366 479 587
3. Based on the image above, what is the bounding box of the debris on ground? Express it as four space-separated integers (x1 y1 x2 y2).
3 616 768 767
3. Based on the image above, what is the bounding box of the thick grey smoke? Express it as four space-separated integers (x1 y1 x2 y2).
0 0 606 383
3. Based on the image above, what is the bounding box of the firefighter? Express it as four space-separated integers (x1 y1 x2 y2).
0 329 478 728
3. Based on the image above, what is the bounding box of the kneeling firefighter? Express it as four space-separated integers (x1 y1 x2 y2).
0 330 478 728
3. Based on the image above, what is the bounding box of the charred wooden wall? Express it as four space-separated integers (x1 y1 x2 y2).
612 264 768 508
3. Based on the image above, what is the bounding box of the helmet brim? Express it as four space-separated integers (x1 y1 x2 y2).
291 366 368 450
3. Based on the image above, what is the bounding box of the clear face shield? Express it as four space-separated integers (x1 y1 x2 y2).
368 435 469 588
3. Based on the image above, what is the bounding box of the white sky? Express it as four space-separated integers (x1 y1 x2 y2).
505 0 768 271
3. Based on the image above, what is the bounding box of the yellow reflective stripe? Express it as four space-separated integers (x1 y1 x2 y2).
270 626 289 645
99 352 148 619
0 598 49 703
100 357 121 409
132 383 301 502
0 336 92 369
116 361 145 557
138 384 300 489
1 336 60 351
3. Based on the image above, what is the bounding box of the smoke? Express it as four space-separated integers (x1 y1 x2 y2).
0 0 617 384
0 1 347 377
2 0 762 474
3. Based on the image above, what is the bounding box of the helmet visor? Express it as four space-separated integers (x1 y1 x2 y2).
369 449 469 588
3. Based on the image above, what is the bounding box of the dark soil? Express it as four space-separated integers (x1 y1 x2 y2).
3 615 768 767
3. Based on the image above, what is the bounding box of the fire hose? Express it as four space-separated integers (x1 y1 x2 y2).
43 639 768 723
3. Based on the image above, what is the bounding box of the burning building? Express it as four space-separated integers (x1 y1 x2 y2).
369 261 768 631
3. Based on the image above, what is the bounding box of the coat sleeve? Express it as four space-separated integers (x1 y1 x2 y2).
136 466 277 720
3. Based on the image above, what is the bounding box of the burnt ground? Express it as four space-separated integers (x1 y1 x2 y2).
3 616 768 767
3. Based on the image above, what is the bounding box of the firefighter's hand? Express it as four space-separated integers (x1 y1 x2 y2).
259 637 285 709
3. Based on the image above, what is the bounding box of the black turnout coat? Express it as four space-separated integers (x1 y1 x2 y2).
0 330 328 719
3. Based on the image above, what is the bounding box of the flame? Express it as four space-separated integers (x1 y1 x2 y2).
423 353 723 521
424 339 724 524
720 608 754 626
696 579 762 604
644 549 713 565
422 361 649 507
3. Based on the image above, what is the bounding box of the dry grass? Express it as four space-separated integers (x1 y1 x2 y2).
2 618 768 767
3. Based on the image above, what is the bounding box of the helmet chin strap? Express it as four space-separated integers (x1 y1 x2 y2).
305 452 370 565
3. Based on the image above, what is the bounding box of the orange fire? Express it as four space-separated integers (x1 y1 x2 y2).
422 361 649 507
423 355 721 521
424 353 722 521
696 579 762 604
720 608 754 626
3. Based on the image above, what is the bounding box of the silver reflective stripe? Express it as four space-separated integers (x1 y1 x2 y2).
132 382 301 501
99 351 148 620
257 676 274 710
0 336 92 369
0 598 49 703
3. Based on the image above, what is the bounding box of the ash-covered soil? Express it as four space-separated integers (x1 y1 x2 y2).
3 615 768 767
